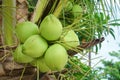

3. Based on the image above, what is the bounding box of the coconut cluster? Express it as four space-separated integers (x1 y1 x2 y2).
13 14 79 72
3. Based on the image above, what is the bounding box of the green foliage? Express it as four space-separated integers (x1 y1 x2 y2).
109 50 120 59
100 61 120 80
27 0 38 12
102 50 120 80
58 0 119 53
85 50 120 80
63 56 91 80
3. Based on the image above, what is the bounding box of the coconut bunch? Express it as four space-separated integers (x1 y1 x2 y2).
13 14 80 72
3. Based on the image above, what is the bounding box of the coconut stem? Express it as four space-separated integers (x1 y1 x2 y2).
53 0 68 17
37 65 40 80
31 0 49 23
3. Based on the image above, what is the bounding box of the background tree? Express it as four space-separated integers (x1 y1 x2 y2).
99 50 120 80
85 50 120 80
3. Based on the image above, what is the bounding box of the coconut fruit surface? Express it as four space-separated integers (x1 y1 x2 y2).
13 45 34 63
15 21 39 43
23 35 48 58
39 14 63 41
72 4 83 17
60 30 79 49
44 44 68 71
30 57 50 72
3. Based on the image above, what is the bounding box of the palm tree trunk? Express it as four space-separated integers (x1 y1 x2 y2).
2 0 16 45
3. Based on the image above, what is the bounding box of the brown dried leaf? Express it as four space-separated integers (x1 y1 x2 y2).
0 63 6 76
2 57 25 70
16 1 28 23
40 73 56 80
17 0 26 4
0 74 35 80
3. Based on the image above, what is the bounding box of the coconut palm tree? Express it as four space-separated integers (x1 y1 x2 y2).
0 0 120 80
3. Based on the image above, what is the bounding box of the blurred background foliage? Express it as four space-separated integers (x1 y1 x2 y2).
85 50 120 80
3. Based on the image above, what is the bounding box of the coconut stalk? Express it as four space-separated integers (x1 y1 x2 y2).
2 0 16 45
31 0 49 23
53 0 68 17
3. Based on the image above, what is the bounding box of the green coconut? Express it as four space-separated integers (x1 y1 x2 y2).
64 1 73 11
39 14 63 41
60 30 79 49
72 4 83 17
44 44 68 71
15 21 39 43
13 45 34 63
23 35 48 58
30 57 50 72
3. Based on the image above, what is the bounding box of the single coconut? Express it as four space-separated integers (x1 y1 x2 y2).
30 57 50 72
13 45 34 63
15 21 39 43
44 44 68 71
23 35 48 58
72 4 83 17
60 30 79 49
64 1 73 11
39 14 63 41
